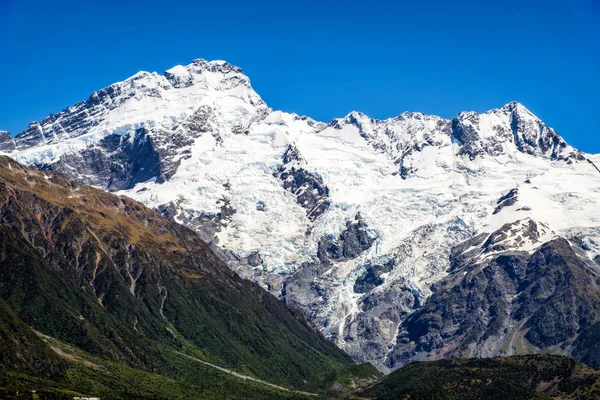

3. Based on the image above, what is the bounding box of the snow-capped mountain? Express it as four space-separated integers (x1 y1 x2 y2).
3 59 600 371
10 59 268 190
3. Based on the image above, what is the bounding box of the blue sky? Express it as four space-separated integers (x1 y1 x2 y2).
1 0 598 153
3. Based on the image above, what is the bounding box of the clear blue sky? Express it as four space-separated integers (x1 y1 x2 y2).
1 0 598 153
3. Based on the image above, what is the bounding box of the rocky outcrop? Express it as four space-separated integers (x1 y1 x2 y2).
283 214 375 314
157 195 235 243
385 234 600 369
493 188 519 214
42 128 161 190
317 214 375 264
353 260 394 294
451 102 581 161
278 143 330 220
452 112 511 159
508 102 571 159
36 103 225 191
0 131 15 152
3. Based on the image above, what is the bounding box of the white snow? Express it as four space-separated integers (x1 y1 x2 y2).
121 101 599 369
11 59 267 166
165 64 191 80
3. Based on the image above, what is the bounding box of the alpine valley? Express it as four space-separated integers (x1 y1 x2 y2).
2 58 600 378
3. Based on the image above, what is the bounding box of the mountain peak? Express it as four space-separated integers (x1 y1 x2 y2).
498 101 540 122
10 58 266 166
2 59 599 376
501 100 526 111
456 101 532 121
128 70 153 80
451 101 580 161
0 130 15 153
188 58 244 74
343 110 369 121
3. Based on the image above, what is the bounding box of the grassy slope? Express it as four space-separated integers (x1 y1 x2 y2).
0 335 313 400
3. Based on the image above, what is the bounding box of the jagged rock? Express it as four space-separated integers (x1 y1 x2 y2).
42 128 161 190
452 113 508 159
247 251 263 267
317 214 375 264
0 131 15 152
283 214 375 317
386 234 600 370
353 260 394 294
451 102 581 161
157 196 234 243
493 188 519 214
278 143 330 220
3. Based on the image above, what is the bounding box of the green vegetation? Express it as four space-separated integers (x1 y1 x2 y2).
0 305 315 399
360 355 600 400
324 363 382 389
0 301 67 381
0 349 312 399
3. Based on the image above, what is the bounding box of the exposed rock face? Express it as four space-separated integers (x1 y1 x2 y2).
247 251 263 267
42 128 161 190
572 322 600 368
317 214 375 263
386 226 600 370
353 260 394 294
452 114 509 159
336 220 475 367
0 131 15 152
157 195 235 243
508 102 571 158
494 188 519 214
278 143 330 220
283 214 376 317
452 102 581 161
